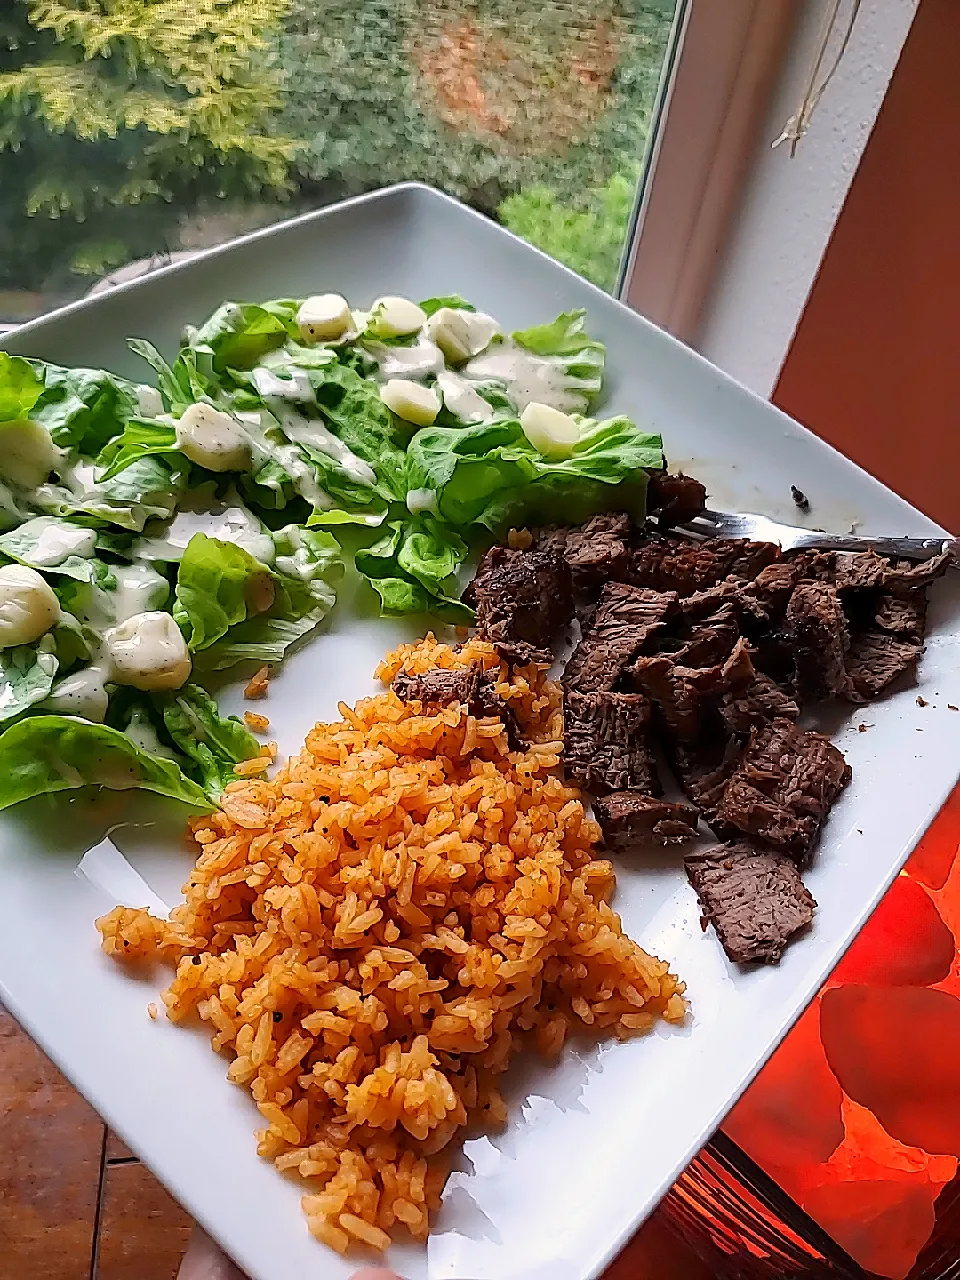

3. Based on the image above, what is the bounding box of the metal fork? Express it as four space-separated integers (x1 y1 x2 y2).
668 509 959 565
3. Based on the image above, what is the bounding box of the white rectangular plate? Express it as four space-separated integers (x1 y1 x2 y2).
1 184 957 1280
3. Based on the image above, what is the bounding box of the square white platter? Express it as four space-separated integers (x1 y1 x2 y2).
0 184 957 1280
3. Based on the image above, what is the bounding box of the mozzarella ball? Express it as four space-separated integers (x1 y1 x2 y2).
0 564 61 648
519 402 581 459
0 421 60 489
425 308 501 364
381 378 441 426
104 611 192 691
175 403 252 473
370 296 426 339
296 294 353 343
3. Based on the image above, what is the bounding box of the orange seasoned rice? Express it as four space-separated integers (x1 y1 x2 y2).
97 635 685 1253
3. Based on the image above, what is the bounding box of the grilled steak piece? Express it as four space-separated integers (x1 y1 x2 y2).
629 654 718 743
594 791 701 846
717 718 851 861
716 638 800 736
873 593 927 643
561 512 632 593
564 691 659 796
646 472 707 526
786 580 858 702
564 582 677 694
834 551 889 593
467 545 572 665
629 537 780 597
393 661 521 744
684 841 817 964
845 630 923 700
671 738 743 838
669 603 740 667
879 552 951 597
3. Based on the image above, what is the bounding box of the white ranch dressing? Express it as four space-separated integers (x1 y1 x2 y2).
406 487 439 515
464 344 578 412
41 664 110 722
111 562 172 622
124 709 180 759
135 500 275 565
367 335 445 383
12 517 98 566
267 404 377 486
252 365 314 404
436 372 496 424
236 409 334 511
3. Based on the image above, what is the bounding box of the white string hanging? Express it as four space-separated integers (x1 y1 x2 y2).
774 0 864 156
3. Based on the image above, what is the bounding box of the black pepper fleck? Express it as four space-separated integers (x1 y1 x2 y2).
790 484 810 512
917 696 929 708
273 1011 283 1023
192 955 202 965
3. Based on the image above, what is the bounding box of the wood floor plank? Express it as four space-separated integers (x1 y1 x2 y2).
94 1160 193 1280
0 1004 105 1280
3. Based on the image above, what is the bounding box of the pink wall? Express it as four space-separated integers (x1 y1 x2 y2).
773 0 960 533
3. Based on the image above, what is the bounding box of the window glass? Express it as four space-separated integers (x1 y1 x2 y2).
0 0 678 323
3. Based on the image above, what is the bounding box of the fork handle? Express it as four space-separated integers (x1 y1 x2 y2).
787 533 958 564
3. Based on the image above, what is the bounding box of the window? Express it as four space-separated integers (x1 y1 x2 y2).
0 0 681 323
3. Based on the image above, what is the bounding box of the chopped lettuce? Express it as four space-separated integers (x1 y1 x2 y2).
0 353 44 422
355 516 472 623
418 295 476 317
174 526 343 668
0 517 113 582
0 641 60 726
184 300 300 373
405 415 663 530
0 715 212 812
152 683 261 800
43 454 188 531
511 309 605 406
127 338 214 416
26 358 141 454
96 420 180 480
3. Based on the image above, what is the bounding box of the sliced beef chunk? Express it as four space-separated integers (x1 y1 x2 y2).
564 691 658 796
595 791 701 847
743 562 803 614
646 473 707 526
468 545 572 664
564 582 677 694
717 718 851 861
834 551 888 593
629 537 779 596
629 654 717 742
393 664 483 706
873 592 927 642
561 512 632 592
684 841 816 964
676 577 748 619
786 580 858 701
393 662 521 744
881 551 951 597
845 630 922 700
716 638 800 736
671 738 743 837
670 604 740 667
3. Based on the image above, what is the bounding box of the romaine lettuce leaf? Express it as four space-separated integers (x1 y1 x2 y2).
0 715 212 812
0 641 59 725
0 517 113 582
152 683 261 800
0 354 44 422
355 516 472 623
175 527 343 668
128 339 215 416
419 295 476 317
405 415 663 530
184 300 300 373
173 532 275 652
25 359 142 454
512 309 605 400
95 420 180 481
43 455 188 531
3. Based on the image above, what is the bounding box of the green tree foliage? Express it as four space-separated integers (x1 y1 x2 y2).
275 0 675 213
0 0 295 296
499 170 639 291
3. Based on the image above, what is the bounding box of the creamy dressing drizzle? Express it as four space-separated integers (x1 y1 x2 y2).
13 517 98 566
435 372 496 424
463 344 578 412
270 405 377 486
366 336 445 383
237 409 333 511
135 500 275 565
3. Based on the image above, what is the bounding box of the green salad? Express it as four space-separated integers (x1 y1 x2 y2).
0 290 664 811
